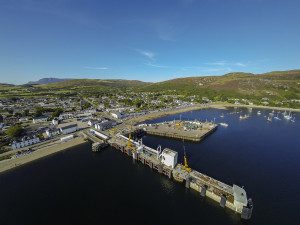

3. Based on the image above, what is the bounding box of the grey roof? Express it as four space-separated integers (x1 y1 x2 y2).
60 124 77 130
233 184 248 205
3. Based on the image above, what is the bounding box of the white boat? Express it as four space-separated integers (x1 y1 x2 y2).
267 116 272 122
257 111 261 115
284 111 292 120
291 117 296 123
239 115 249 120
220 113 224 118
274 113 281 120
219 123 228 127
269 110 275 116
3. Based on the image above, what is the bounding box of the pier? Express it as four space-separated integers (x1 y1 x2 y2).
139 120 218 142
84 122 253 220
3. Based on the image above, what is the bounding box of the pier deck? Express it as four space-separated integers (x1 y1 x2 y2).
141 120 217 141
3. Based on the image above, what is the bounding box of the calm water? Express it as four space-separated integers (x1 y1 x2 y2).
0 108 299 225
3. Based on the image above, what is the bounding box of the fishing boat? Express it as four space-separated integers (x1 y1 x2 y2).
219 122 228 127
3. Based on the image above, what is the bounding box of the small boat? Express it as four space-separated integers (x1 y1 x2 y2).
239 115 249 120
291 117 296 123
267 116 272 122
269 110 275 116
274 113 281 120
257 111 261 115
219 123 228 127
220 113 224 118
284 111 292 120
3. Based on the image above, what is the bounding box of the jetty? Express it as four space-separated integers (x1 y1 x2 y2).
85 123 253 220
140 120 217 142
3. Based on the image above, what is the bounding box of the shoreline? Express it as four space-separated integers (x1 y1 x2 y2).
1 103 298 174
0 137 87 174
213 103 300 112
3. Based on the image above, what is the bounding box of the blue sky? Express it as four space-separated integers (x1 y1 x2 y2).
0 0 300 84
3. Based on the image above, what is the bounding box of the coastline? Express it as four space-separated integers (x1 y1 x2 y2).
213 103 300 112
1 103 298 174
0 137 87 174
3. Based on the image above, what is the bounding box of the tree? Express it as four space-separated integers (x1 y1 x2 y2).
82 102 92 110
51 108 63 118
23 109 29 117
0 114 3 123
34 107 44 117
6 125 24 139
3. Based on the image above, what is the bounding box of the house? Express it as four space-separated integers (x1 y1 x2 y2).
111 112 123 119
59 124 78 134
32 116 48 123
94 120 116 131
52 119 59 125
11 136 40 150
45 128 60 138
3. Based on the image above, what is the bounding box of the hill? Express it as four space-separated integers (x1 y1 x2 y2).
27 78 71 85
139 70 300 101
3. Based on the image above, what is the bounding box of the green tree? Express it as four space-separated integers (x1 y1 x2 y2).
0 114 3 123
23 109 29 117
6 125 24 139
51 108 63 118
34 107 44 117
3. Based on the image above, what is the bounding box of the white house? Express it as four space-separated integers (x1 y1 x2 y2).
160 148 178 169
45 128 60 138
59 124 78 134
11 136 40 150
52 119 59 125
111 112 123 119
32 116 48 123
94 120 116 131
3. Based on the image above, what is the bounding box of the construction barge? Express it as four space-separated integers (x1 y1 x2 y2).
86 127 253 220
139 120 217 142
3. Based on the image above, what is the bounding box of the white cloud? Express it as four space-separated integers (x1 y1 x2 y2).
145 62 169 68
84 66 108 70
135 49 155 60
206 61 248 67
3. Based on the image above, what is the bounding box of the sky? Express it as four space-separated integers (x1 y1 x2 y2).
0 0 300 84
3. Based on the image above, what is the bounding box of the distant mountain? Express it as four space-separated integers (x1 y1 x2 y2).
27 78 71 85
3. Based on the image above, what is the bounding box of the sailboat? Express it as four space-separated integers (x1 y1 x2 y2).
284 111 292 120
267 116 272 122
274 112 281 120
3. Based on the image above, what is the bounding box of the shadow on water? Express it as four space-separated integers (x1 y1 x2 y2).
0 107 299 225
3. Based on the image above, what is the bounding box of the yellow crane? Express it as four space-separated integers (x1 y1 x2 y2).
183 144 191 172
127 124 136 152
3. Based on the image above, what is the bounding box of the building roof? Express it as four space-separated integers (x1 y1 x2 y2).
33 115 48 120
233 184 248 206
162 148 177 157
60 123 77 130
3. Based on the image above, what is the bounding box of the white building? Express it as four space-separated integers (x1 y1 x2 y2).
94 120 116 131
11 136 40 150
52 119 59 125
111 112 123 119
32 116 48 123
160 148 178 169
59 124 78 134
45 128 60 138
